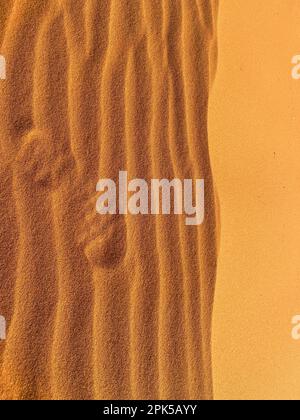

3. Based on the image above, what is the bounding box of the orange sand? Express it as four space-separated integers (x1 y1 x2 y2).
210 0 300 400
0 1 218 400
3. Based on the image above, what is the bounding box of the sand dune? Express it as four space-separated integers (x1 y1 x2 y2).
0 0 218 400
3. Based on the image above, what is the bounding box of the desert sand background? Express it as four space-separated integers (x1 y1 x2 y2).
210 0 300 400
0 0 299 401
0 0 218 400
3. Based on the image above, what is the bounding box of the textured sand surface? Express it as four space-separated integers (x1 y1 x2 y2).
0 0 218 400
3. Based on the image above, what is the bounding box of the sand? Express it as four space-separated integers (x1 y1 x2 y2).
0 0 218 400
210 0 300 400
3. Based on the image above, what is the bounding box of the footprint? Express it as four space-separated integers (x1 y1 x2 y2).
14 130 75 190
77 194 127 269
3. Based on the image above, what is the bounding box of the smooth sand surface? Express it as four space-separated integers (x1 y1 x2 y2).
0 0 218 400
210 0 300 400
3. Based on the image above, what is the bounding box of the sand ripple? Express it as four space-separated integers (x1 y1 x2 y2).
0 0 218 400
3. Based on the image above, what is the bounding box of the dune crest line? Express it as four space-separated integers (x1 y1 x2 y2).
0 0 219 400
